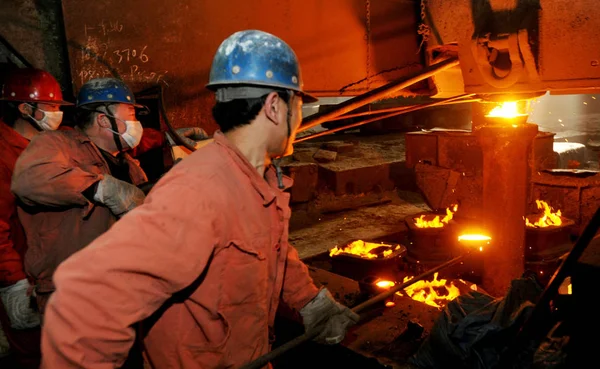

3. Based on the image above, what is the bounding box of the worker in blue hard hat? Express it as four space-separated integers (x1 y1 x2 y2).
39 30 358 369
74 78 209 156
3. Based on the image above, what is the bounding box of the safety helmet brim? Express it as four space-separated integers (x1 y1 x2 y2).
0 97 74 106
206 80 318 104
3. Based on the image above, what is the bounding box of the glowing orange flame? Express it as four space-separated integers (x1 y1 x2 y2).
526 200 563 228
414 205 458 228
395 272 461 309
458 234 490 252
486 101 526 119
458 234 491 242
385 301 396 307
376 280 395 289
329 240 400 259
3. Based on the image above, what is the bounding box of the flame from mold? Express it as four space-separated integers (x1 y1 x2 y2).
329 240 400 259
526 200 563 228
414 205 458 228
376 274 465 309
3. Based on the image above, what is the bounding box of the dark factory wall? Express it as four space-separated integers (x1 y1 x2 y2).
0 0 72 99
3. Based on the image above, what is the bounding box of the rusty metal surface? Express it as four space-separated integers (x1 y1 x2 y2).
413 163 460 210
477 123 539 297
531 131 557 171
282 162 319 204
436 132 483 175
405 133 438 168
319 163 396 196
60 0 424 132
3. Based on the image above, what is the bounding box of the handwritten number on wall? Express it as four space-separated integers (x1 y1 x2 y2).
79 21 166 86
113 46 149 64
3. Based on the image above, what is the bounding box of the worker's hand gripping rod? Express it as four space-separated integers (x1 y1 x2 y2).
239 252 471 369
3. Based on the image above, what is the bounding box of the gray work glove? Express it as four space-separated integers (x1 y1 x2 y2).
0 279 40 330
300 288 360 345
166 127 209 148
0 323 9 358
93 174 145 217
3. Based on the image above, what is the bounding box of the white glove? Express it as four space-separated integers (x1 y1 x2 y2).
0 279 40 330
300 288 359 345
93 174 145 217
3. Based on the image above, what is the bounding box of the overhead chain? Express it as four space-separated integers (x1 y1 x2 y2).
366 0 372 89
417 0 431 54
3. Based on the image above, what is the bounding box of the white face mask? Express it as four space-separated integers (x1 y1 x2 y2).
27 104 63 131
106 118 143 149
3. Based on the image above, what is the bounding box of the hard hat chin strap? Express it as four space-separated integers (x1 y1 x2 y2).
23 102 43 132
93 104 125 155
274 90 294 190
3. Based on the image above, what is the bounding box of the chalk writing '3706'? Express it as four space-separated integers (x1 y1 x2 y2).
113 46 149 64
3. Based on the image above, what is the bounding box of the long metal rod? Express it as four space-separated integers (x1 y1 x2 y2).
326 98 481 122
500 206 600 367
239 253 469 369
295 94 475 143
135 85 197 152
0 34 33 68
298 57 460 133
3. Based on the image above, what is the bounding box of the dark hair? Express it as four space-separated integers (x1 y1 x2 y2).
0 101 20 126
211 89 291 133
0 101 36 127
74 103 115 129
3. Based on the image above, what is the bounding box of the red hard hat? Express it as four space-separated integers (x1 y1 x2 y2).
0 68 73 105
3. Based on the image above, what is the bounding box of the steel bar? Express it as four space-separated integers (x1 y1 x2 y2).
325 98 481 122
295 94 475 143
239 252 470 369
297 57 460 133
0 34 34 68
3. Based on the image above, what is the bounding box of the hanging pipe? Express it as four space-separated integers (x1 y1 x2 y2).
135 84 197 152
325 98 481 122
298 57 460 133
295 94 475 143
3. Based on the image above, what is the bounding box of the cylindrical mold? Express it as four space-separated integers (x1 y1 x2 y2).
477 122 539 297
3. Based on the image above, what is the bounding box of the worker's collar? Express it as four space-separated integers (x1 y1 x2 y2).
73 126 92 144
213 131 292 205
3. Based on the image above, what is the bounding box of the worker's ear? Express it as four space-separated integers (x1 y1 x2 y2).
264 92 283 126
95 113 112 128
17 103 33 116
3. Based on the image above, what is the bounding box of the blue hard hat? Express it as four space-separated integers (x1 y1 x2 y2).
206 30 317 103
76 77 143 108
